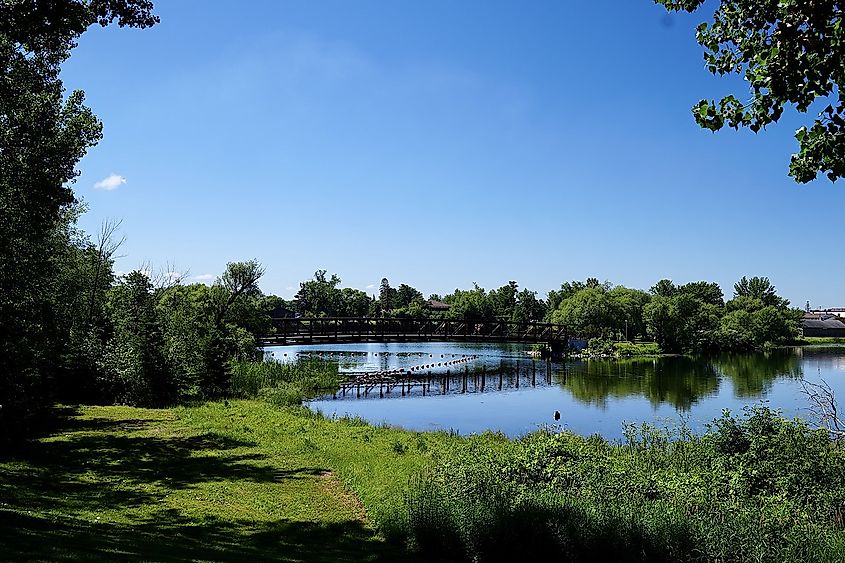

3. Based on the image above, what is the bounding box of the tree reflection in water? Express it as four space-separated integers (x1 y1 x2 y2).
560 351 802 411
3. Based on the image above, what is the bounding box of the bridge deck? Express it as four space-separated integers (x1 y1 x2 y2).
261 317 569 347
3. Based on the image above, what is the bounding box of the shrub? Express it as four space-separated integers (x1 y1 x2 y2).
399 408 845 562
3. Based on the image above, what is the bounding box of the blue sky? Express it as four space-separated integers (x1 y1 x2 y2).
62 1 845 307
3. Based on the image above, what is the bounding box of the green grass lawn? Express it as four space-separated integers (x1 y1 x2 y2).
0 401 451 562
788 336 845 346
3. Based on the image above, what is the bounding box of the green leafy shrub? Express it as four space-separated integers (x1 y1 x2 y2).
400 407 845 562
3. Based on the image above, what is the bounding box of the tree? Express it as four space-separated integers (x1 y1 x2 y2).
101 271 170 406
156 283 213 398
295 270 342 317
488 281 519 320
679 281 724 308
551 287 616 339
339 288 371 317
201 260 266 395
650 279 677 298
644 293 721 353
396 283 423 308
0 0 157 440
656 0 845 182
608 286 652 340
513 289 547 323
444 284 493 321
733 276 786 307
378 278 397 314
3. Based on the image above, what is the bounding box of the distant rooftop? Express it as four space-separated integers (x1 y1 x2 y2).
801 318 845 330
426 299 450 311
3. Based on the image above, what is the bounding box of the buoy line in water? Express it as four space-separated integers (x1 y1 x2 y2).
265 350 484 383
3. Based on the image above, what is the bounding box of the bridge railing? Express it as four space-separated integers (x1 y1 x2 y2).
265 317 568 344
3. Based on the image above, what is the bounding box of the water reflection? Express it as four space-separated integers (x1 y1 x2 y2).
563 357 721 411
710 352 802 397
264 342 845 439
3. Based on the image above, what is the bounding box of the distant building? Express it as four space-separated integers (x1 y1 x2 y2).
425 299 450 311
800 318 845 338
808 308 845 319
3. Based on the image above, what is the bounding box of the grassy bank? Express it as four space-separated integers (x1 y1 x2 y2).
786 336 845 346
0 402 447 561
3 399 845 561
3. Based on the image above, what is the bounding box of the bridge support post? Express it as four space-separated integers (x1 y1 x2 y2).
541 340 566 359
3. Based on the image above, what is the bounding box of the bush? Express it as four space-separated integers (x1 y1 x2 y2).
400 408 845 562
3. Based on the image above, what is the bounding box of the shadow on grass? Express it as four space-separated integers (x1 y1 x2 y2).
0 408 416 562
0 510 406 562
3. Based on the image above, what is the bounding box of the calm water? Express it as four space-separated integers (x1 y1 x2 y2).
264 342 845 440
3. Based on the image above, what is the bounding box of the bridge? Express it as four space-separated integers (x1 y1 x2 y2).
261 317 569 351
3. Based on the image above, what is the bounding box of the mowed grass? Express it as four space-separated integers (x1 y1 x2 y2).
0 401 452 562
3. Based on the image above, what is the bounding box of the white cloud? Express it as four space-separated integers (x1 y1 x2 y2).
365 284 376 289
193 274 215 283
94 174 126 191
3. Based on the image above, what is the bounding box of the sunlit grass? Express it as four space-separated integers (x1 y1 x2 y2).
0 402 433 561
5 401 845 561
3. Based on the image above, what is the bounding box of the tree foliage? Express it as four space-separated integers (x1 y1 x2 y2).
0 0 158 439
656 0 845 182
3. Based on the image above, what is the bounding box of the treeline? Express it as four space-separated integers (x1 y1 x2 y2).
285 271 547 322
4 210 276 437
281 272 801 354
549 276 801 354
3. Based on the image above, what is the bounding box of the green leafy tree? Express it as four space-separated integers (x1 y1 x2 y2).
295 270 342 317
718 278 800 348
488 281 519 320
656 0 845 182
338 288 371 317
155 262 268 400
0 0 157 439
650 279 677 298
644 293 721 353
101 271 170 406
201 260 266 395
733 276 786 307
547 279 610 314
513 289 547 323
678 281 724 307
156 283 214 398
551 287 617 339
396 283 424 308
51 212 121 401
608 286 652 340
378 278 398 314
444 284 494 321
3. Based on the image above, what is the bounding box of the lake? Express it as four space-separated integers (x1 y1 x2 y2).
264 342 845 441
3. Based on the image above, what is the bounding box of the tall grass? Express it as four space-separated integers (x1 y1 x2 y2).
229 358 342 405
401 407 845 562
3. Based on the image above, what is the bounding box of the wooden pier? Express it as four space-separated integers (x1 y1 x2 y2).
327 357 557 400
